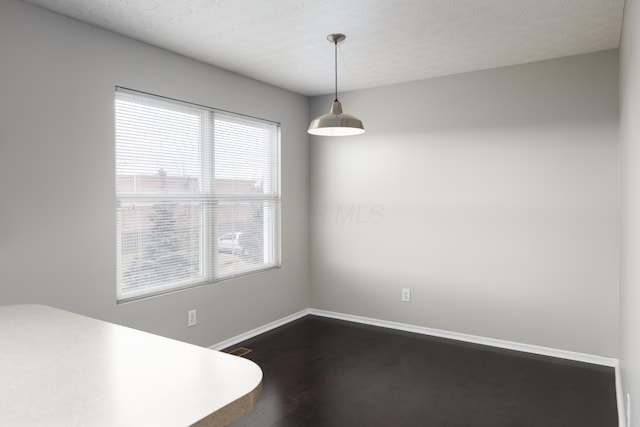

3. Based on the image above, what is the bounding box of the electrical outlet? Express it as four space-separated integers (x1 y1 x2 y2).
188 309 197 327
402 288 411 302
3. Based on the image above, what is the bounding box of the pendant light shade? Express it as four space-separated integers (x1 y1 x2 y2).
308 100 364 136
308 34 365 136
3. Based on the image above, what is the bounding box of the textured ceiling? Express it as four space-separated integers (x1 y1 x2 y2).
23 0 624 97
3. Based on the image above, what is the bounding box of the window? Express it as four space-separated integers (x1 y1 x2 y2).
115 88 280 302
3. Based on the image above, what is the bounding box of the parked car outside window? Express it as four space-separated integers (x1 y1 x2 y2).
218 232 247 255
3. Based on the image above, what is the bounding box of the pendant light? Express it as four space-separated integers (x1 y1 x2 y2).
308 33 365 136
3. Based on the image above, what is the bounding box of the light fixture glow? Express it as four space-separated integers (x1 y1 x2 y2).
308 33 365 136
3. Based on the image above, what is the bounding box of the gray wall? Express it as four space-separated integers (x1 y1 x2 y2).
0 0 309 346
0 0 622 364
621 0 640 422
310 50 620 357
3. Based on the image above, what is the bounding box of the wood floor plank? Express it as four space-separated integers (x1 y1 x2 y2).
226 316 617 427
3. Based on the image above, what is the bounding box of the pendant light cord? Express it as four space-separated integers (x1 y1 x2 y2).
334 39 338 102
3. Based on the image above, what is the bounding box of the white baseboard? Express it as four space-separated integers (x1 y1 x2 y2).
309 309 619 367
616 366 627 427
208 309 309 351
209 307 623 426
210 307 619 365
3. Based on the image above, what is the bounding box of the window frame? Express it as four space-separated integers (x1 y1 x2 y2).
115 87 281 303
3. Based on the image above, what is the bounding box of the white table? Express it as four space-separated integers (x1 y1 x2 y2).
0 305 262 426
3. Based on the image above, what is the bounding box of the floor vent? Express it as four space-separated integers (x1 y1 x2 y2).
228 347 252 357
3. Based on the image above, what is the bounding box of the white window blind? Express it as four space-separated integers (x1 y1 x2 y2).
115 88 280 302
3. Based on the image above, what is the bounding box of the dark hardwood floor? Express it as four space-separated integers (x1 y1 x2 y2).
225 316 617 427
